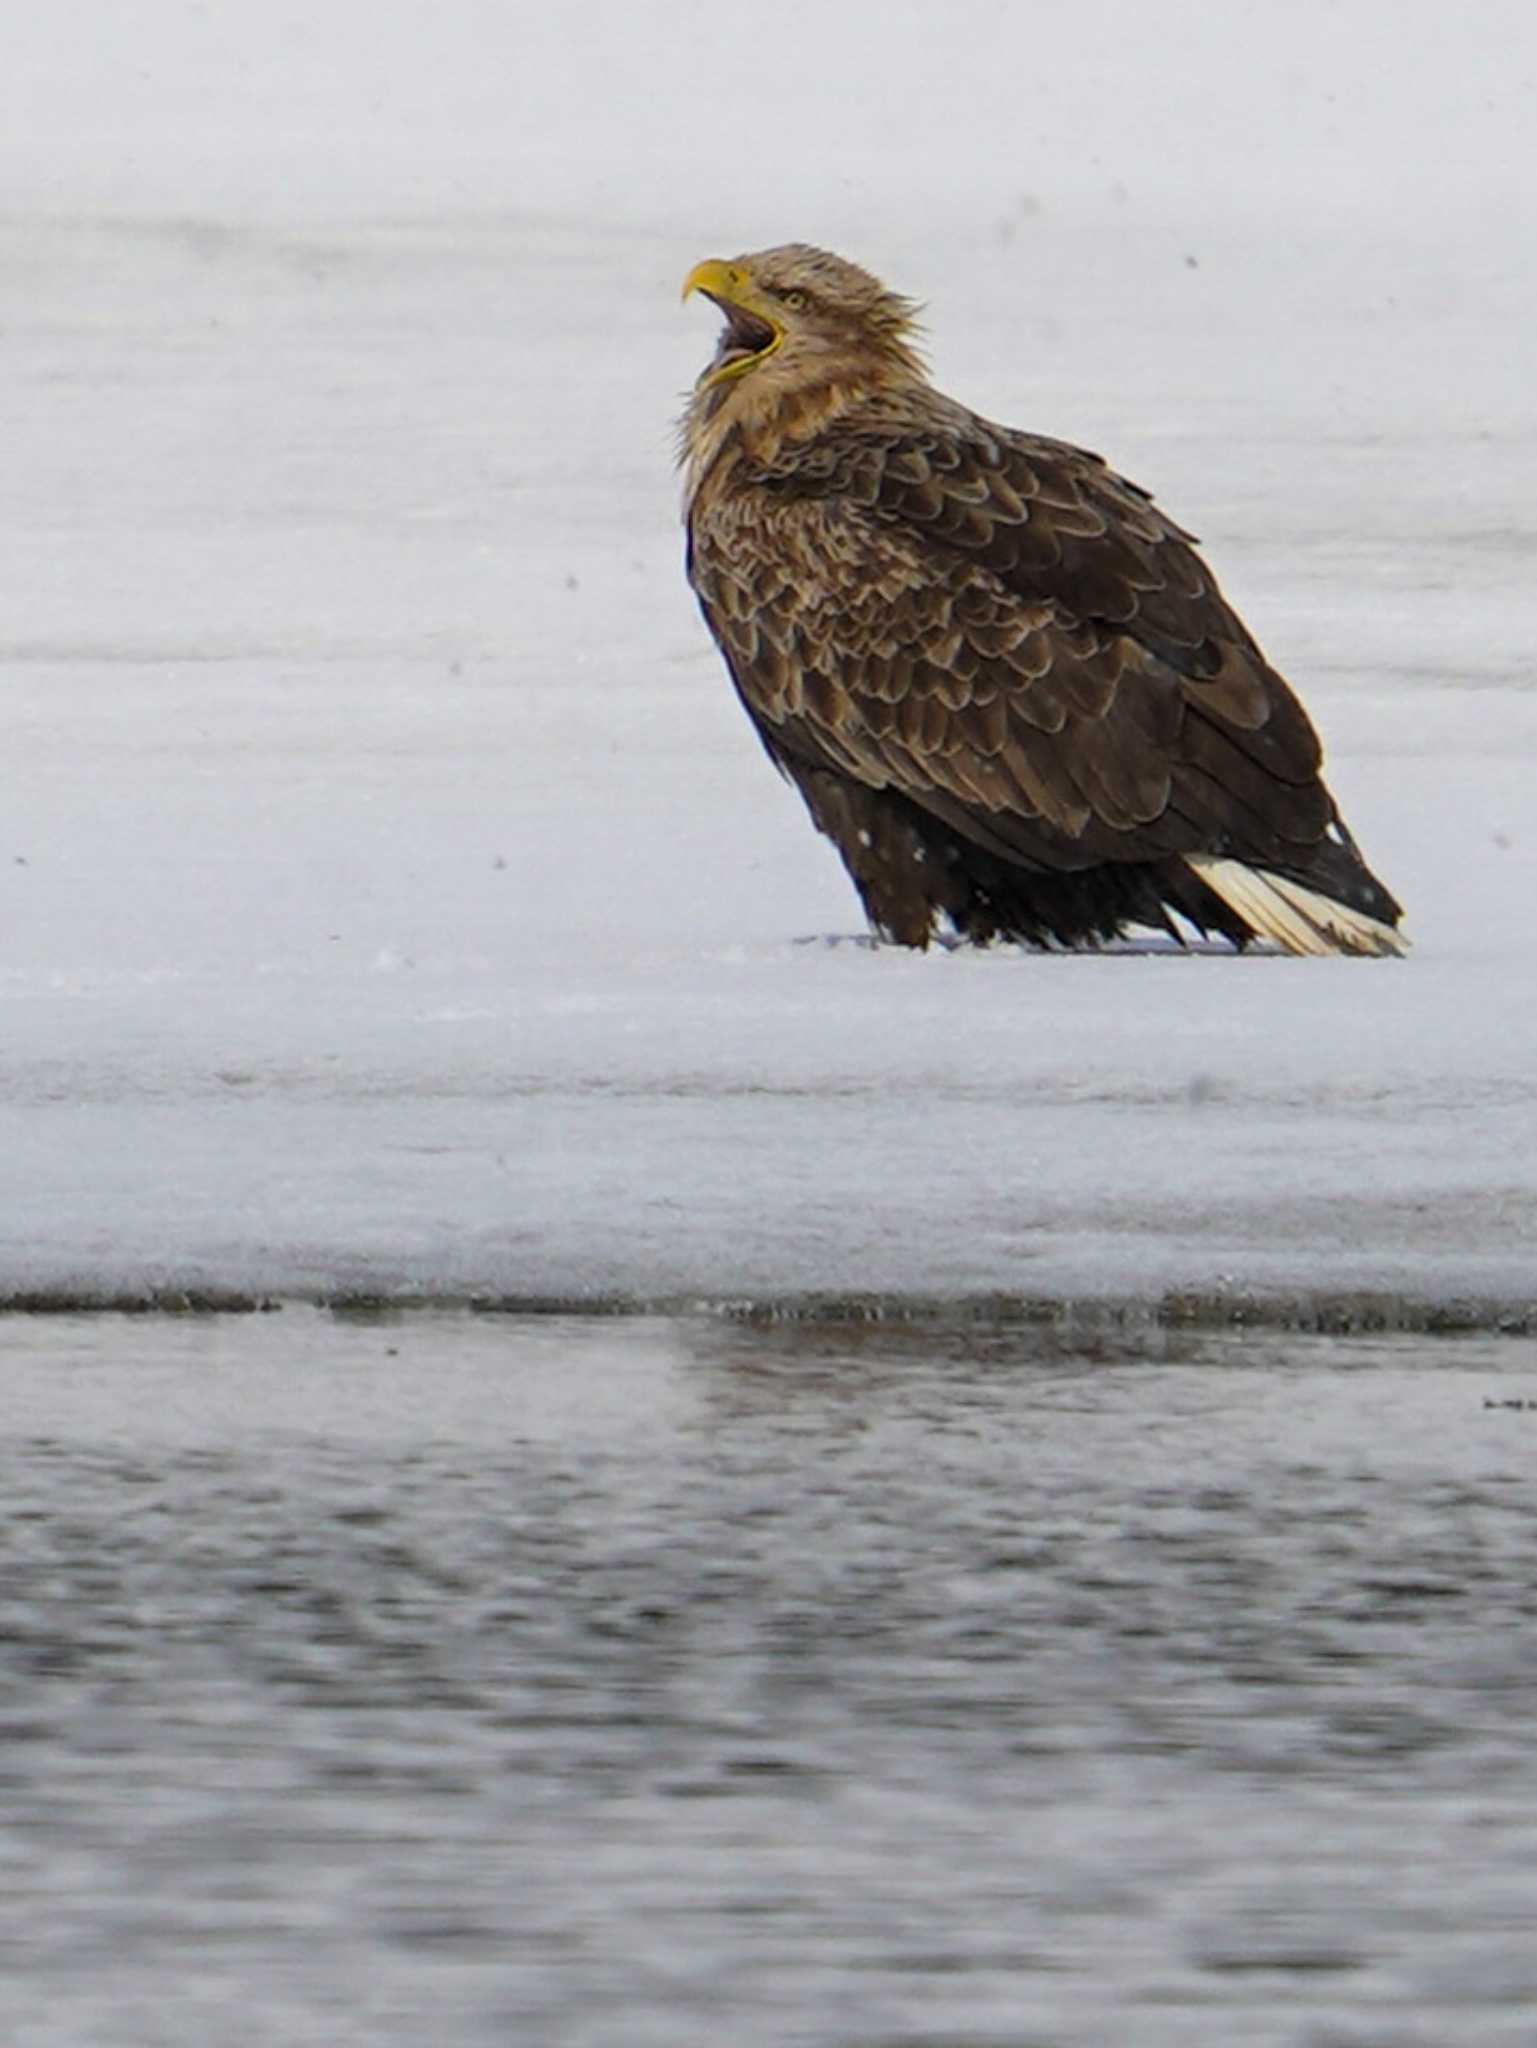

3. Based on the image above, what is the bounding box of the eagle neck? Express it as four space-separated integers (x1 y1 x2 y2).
683 357 923 511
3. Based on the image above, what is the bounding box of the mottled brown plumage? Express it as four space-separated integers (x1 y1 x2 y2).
681 244 1405 955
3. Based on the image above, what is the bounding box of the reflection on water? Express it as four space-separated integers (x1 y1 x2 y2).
3 1309 1536 2047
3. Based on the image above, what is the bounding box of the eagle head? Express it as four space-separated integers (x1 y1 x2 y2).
680 244 926 488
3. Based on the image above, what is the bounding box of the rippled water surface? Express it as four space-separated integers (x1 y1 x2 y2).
3 1310 1536 2047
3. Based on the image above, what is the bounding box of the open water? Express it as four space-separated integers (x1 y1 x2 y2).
2 1309 1535 2047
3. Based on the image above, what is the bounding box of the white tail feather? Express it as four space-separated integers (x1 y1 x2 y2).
1187 856 1408 958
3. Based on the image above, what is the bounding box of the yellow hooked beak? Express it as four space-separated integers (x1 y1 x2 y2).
682 258 785 386
681 258 745 305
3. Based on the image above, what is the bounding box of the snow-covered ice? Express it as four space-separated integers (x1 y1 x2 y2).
2 6 1534 1306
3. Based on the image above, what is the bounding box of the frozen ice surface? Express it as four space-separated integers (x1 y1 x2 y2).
2 149 1535 1304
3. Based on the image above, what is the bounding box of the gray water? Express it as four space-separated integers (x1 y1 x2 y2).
2 1311 1535 2048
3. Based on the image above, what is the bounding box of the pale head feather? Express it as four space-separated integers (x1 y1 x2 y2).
680 243 927 500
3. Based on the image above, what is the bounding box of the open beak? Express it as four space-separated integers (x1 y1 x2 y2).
683 258 783 383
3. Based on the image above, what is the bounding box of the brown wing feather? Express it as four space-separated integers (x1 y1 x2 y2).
688 402 1348 887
